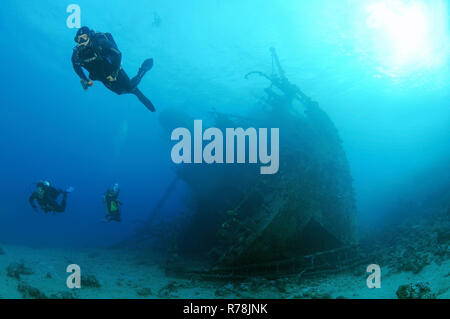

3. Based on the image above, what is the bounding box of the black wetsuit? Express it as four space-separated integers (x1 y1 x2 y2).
72 32 155 111
29 186 67 213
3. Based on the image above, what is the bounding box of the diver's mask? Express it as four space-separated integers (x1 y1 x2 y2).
76 33 90 46
113 183 119 193
37 180 50 188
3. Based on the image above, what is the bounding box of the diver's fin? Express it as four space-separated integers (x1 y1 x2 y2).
140 58 154 73
133 88 155 112
130 58 154 89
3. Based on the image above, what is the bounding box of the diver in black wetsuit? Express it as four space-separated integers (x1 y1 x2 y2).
29 181 74 214
72 26 155 112
103 183 122 222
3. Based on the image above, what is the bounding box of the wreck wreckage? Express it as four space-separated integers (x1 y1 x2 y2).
122 48 359 279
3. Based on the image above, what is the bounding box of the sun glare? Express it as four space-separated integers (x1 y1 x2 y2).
366 0 447 74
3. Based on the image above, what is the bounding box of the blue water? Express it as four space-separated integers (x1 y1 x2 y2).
0 0 448 253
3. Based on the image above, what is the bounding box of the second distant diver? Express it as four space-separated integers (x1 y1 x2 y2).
103 183 122 222
72 26 156 112
29 181 74 214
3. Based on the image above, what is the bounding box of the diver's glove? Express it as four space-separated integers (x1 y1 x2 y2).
106 70 119 82
80 79 94 90
65 186 75 194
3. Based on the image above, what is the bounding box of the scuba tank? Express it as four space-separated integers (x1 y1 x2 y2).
110 200 119 212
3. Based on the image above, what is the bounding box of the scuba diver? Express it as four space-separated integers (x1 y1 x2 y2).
29 181 74 214
103 183 122 222
72 26 156 112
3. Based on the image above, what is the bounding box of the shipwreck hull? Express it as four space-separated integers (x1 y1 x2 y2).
172 99 357 267
125 49 357 275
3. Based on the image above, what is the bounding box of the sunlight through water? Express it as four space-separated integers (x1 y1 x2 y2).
365 0 449 77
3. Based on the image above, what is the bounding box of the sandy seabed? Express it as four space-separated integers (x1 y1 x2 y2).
0 243 448 299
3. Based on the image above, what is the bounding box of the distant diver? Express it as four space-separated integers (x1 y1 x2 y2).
152 12 162 28
103 183 122 222
72 26 156 112
29 181 74 214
